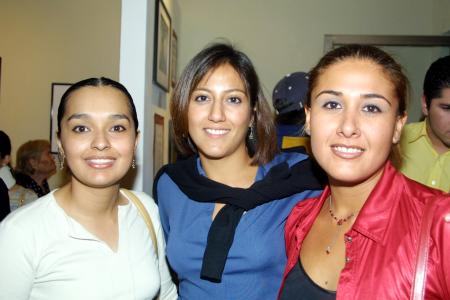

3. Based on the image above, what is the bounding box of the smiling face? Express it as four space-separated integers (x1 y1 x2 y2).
187 63 253 162
58 86 138 188
306 58 406 186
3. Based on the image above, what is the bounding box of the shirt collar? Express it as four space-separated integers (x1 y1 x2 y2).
405 120 428 143
351 161 402 245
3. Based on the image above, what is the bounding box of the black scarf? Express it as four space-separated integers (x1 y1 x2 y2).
153 156 322 282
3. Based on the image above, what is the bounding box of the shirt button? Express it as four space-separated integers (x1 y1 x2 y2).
345 236 352 243
431 180 436 186
444 213 450 223
345 257 351 263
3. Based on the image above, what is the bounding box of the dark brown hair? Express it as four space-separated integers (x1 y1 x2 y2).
307 44 409 116
423 55 450 109
57 77 139 135
171 43 277 165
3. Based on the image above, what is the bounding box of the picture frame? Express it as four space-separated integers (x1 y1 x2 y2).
153 113 165 177
170 30 178 88
153 0 171 92
50 83 72 153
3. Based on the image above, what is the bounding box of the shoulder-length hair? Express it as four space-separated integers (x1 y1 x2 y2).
171 43 277 165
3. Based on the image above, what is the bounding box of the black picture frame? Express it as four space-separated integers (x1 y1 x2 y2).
50 83 72 153
153 0 171 92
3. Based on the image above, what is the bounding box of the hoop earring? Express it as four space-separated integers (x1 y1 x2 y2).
131 158 136 169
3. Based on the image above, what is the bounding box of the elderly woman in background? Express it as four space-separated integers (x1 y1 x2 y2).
14 139 56 197
0 131 38 211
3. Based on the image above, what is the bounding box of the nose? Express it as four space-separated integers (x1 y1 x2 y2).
91 130 111 150
337 108 361 138
208 100 226 122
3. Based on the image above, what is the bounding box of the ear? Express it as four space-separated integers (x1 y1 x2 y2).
421 95 429 117
134 131 141 151
250 106 257 125
304 106 311 135
29 157 39 169
56 138 64 155
392 114 407 144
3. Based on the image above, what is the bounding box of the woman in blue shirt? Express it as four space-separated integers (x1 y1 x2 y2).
154 43 322 299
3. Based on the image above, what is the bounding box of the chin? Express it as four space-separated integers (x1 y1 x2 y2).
327 166 385 187
73 173 124 189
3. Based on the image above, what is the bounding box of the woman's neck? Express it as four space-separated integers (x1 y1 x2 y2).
55 180 123 220
199 153 258 188
328 167 384 216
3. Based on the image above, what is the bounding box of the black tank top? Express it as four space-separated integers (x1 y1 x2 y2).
279 260 336 300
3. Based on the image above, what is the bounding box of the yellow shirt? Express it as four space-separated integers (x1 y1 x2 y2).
281 136 311 154
399 120 450 192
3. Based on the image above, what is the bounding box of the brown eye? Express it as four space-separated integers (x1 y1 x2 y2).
194 95 208 102
227 97 242 104
111 125 126 132
362 105 381 113
323 101 341 110
73 125 89 133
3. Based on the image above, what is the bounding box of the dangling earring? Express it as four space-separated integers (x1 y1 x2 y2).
248 124 255 140
247 122 257 156
58 150 65 170
131 158 136 169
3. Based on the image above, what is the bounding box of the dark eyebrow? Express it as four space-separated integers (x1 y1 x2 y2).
67 113 88 121
67 113 131 122
315 90 342 99
194 87 247 94
110 114 131 122
315 90 392 106
362 93 391 106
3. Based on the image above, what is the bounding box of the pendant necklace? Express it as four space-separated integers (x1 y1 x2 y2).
325 195 355 255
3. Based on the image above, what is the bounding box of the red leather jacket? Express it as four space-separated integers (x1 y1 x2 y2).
279 162 450 299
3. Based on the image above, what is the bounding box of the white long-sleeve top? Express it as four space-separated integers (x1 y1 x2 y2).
0 190 177 300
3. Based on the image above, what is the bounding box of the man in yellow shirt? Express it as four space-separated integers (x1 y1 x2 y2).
399 55 450 192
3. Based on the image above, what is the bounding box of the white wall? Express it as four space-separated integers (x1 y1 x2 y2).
0 0 121 188
120 0 180 194
177 0 449 121
432 0 450 33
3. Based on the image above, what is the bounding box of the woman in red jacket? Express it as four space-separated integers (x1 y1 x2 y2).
278 45 450 300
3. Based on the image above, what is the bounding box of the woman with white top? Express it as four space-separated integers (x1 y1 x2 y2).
0 77 177 300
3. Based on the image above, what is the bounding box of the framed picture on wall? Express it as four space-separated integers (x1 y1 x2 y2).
153 0 171 92
170 30 178 88
153 113 165 177
50 83 72 153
